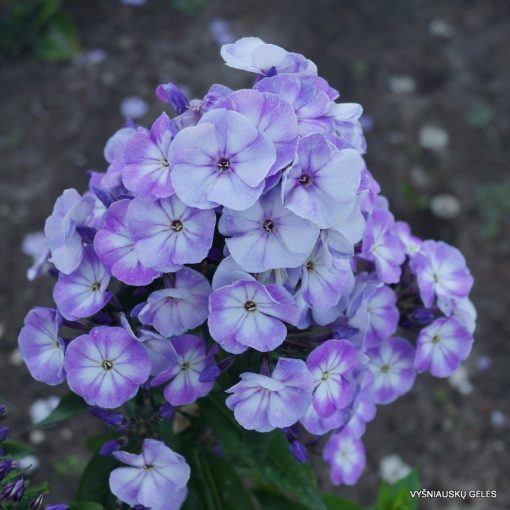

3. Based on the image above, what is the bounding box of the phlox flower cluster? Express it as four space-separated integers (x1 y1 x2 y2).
18 36 476 507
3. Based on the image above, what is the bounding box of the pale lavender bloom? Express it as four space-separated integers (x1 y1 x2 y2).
211 256 252 290
438 297 477 334
363 285 399 348
94 199 160 285
394 221 422 257
358 168 381 214
44 189 95 274
109 439 190 510
226 358 313 432
122 112 178 200
53 247 111 320
367 337 416 404
220 37 317 76
343 393 377 438
137 268 211 337
320 202 365 258
361 209 405 284
218 89 299 174
219 185 319 272
329 102 367 154
151 335 216 406
64 326 151 408
208 279 299 353
169 108 275 210
102 126 137 188
18 307 65 385
255 75 337 135
126 195 216 272
415 317 474 378
323 429 366 485
307 340 359 418
282 134 364 228
209 17 234 46
120 96 149 119
293 243 354 309
21 231 50 280
410 240 473 308
300 404 350 436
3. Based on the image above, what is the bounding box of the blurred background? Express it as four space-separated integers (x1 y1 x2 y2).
1 0 509 508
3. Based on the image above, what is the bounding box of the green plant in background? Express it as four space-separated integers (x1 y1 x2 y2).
171 0 208 15
474 182 510 239
0 0 79 61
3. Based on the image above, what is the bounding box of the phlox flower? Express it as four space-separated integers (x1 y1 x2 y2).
18 307 65 385
151 335 216 406
208 279 299 353
219 185 319 272
300 404 350 436
137 267 211 337
307 340 359 418
363 285 399 348
44 189 95 274
411 240 473 308
121 112 178 199
394 221 422 257
220 37 317 76
414 317 474 377
226 358 313 432
126 195 216 272
64 326 151 408
22 231 50 280
102 126 137 188
323 429 366 485
366 337 416 404
109 439 190 510
53 246 111 320
282 134 364 229
94 199 160 285
168 108 276 210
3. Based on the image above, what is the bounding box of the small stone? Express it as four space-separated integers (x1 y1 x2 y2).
9 348 23 367
448 366 473 395
419 125 450 151
29 430 46 445
388 75 416 94
429 19 455 38
430 194 461 219
379 454 412 484
120 96 149 120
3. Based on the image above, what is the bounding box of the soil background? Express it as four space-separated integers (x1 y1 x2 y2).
1 1 509 509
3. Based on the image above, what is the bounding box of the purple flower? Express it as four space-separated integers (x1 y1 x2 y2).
220 37 317 76
94 199 160 286
126 195 216 272
411 240 473 308
44 189 95 274
168 108 276 210
343 393 377 438
219 185 319 272
102 126 137 188
394 221 422 257
294 243 354 309
226 358 313 432
151 335 216 406
300 404 350 436
323 429 366 485
22 232 50 280
64 326 151 408
109 439 190 510
366 337 416 404
307 340 359 418
361 209 405 284
53 246 111 320
155 83 189 114
363 285 399 348
414 317 474 378
218 89 299 174
138 268 211 337
208 279 299 353
121 112 178 199
282 134 363 228
18 307 65 386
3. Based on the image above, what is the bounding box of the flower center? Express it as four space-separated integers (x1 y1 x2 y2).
432 273 440 283
161 158 169 167
432 334 441 344
380 364 390 373
244 300 257 312
299 174 312 186
322 370 330 381
306 260 314 271
91 281 101 291
102 359 114 371
144 464 154 470
263 219 275 232
171 219 184 232
180 361 190 371
217 158 231 172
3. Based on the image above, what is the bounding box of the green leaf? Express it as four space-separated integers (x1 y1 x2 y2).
33 392 89 429
256 492 308 510
36 13 80 61
17 481 49 510
322 493 363 510
371 470 420 510
183 451 256 510
201 393 326 510
76 453 118 505
1 439 38 458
